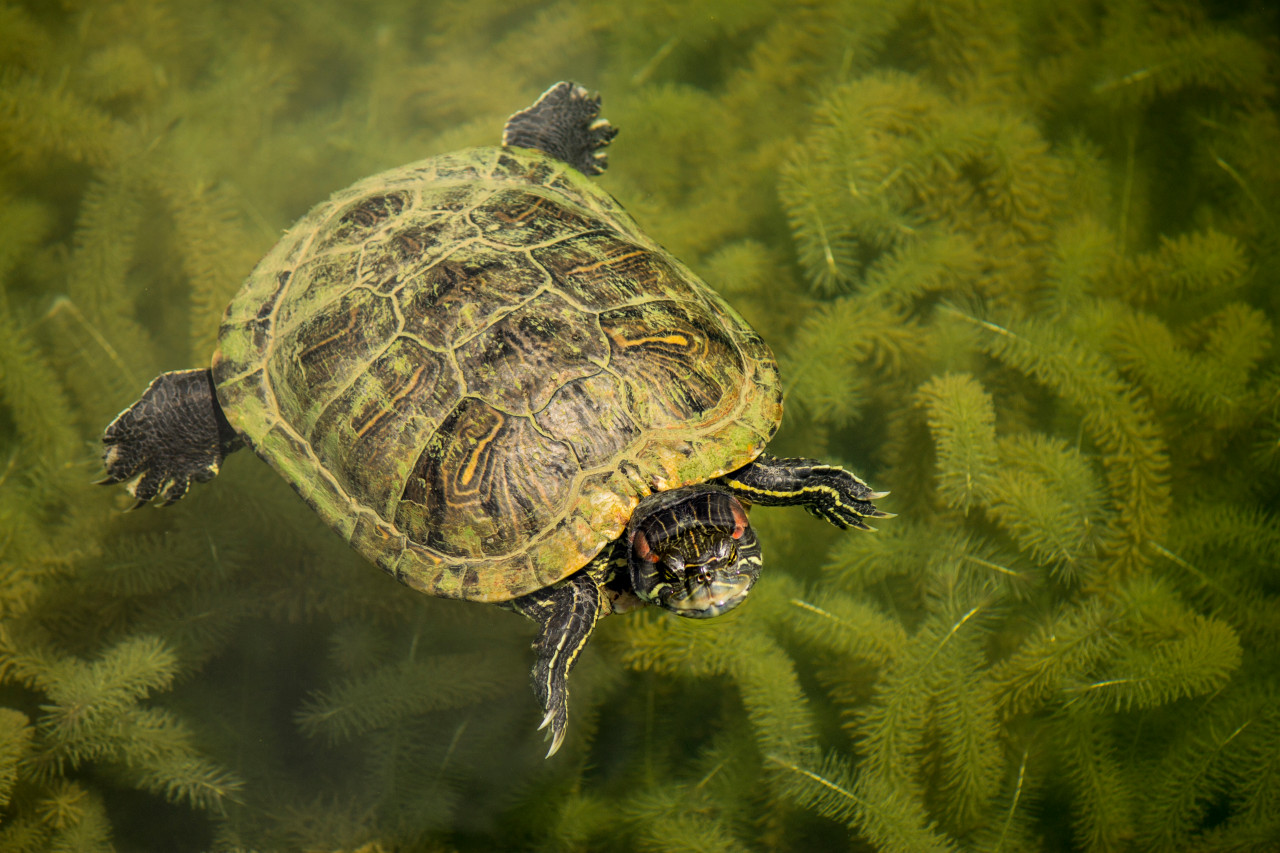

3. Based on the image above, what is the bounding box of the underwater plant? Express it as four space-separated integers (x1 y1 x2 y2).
1 0 1277 850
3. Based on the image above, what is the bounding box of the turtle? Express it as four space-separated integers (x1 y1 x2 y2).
100 82 890 757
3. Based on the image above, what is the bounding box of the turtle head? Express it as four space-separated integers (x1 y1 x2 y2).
626 486 762 619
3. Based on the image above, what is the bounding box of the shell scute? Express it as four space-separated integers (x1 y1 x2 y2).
470 187 611 247
271 288 400 437
532 231 690 310
308 337 458 521
399 245 547 349
397 397 579 560
455 290 608 416
598 300 744 429
314 190 411 253
360 216 456 293
534 372 641 469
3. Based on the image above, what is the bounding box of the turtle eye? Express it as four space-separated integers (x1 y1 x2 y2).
663 554 686 579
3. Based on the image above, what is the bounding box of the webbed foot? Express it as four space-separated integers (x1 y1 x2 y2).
502 81 618 176
100 369 241 507
508 569 603 757
722 454 892 531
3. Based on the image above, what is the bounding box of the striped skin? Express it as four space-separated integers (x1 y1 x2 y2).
721 454 892 530
505 485 764 758
624 485 762 618
212 146 782 603
504 565 606 758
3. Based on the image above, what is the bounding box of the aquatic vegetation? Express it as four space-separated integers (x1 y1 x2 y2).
1 0 1277 850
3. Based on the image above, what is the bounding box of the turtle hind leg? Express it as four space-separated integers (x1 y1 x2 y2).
502 81 618 176
100 368 242 508
507 567 604 758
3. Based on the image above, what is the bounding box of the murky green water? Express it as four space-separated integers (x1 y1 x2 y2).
2 1 1278 850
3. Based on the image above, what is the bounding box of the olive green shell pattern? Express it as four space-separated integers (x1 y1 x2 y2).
211 146 782 603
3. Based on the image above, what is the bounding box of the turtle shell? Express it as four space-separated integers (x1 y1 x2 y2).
211 146 782 603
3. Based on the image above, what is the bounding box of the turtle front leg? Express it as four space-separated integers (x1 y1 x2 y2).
507 567 604 758
100 369 242 508
721 454 892 531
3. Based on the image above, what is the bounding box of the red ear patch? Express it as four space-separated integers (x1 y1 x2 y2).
730 497 748 540
634 530 660 562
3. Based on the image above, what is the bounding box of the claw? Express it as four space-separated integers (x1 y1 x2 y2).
545 726 566 759
867 490 891 500
94 475 120 486
538 705 568 757
98 369 236 511
158 476 191 506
